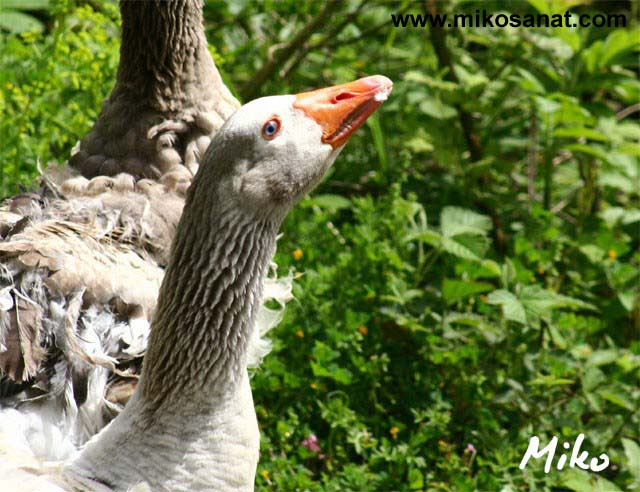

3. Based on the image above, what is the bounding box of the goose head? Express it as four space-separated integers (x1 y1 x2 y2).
198 75 393 218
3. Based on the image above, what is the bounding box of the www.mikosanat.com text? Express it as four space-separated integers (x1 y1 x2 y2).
391 10 626 29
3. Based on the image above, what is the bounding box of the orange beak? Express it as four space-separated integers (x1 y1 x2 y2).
293 75 393 149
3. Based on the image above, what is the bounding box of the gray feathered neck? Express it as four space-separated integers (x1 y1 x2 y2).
139 166 280 409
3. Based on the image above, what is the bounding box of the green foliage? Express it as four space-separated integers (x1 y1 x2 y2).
0 0 120 196
1 0 639 490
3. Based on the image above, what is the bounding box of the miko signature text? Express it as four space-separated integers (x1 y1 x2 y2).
519 433 609 473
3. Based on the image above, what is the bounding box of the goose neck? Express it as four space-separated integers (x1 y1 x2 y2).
139 199 279 409
117 0 213 113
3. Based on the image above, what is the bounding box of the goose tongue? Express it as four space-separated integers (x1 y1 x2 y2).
293 75 393 149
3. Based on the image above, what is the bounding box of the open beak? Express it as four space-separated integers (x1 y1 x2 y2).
293 75 393 149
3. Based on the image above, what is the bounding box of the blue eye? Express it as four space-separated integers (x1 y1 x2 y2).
261 118 281 139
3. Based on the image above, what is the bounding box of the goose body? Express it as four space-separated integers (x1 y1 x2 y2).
1 75 392 491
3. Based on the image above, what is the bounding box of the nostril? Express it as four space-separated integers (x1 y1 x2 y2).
333 92 357 103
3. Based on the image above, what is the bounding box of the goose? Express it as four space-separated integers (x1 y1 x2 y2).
1 75 393 491
0 0 258 462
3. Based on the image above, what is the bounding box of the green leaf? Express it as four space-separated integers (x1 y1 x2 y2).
442 279 493 305
0 9 44 33
553 127 609 142
565 143 608 160
527 0 550 14
582 29 640 73
515 67 546 95
405 128 434 154
600 171 635 193
404 71 458 92
599 208 626 227
310 361 353 385
479 259 502 278
1 0 49 9
366 113 388 175
441 236 481 261
419 96 457 120
519 286 597 317
486 290 527 324
598 388 634 411
408 467 423 489
455 64 489 92
332 367 353 385
622 209 640 224
444 312 486 327
440 207 492 237
562 469 595 492
618 290 635 311
599 29 640 69
588 349 619 367
529 375 574 386
622 438 640 479
547 323 566 349
534 96 561 115
595 477 623 491
305 194 351 212
555 22 582 52
529 32 574 60
405 229 442 247
581 366 606 392
579 244 606 264
562 469 623 492
454 234 489 258
619 142 640 157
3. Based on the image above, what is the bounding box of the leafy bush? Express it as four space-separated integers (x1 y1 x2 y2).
1 0 638 490
0 0 120 196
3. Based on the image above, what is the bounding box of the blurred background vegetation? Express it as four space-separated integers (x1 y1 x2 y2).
1 0 639 490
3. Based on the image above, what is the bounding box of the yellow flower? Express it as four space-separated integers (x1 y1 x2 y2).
358 325 368 335
310 383 317 390
261 469 270 481
5 83 13 90
292 249 303 260
537 266 545 275
390 426 399 439
296 330 304 338
608 249 617 260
